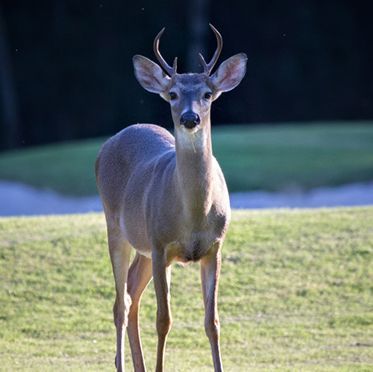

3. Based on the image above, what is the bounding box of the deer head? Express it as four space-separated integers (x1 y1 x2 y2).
133 24 247 132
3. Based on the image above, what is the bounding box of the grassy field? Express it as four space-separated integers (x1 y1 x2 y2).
0 122 372 196
1 207 372 371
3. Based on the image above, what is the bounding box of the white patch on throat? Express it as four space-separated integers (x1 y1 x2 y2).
176 126 207 152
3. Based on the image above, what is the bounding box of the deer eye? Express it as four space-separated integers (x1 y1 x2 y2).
204 91 212 100
169 91 178 100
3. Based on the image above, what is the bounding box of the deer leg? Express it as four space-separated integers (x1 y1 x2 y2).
108 231 132 372
152 250 172 372
200 243 223 372
127 253 153 372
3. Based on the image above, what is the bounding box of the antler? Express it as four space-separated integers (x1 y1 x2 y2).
153 28 178 77
198 24 223 75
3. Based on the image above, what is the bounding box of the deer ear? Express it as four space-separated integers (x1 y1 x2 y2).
210 53 247 94
133 55 170 94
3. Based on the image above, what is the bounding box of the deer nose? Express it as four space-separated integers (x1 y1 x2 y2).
180 111 200 129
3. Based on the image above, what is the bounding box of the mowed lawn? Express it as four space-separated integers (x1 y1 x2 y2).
1 208 372 371
0 122 372 195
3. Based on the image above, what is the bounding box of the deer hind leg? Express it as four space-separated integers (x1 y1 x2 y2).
108 228 132 372
127 252 153 372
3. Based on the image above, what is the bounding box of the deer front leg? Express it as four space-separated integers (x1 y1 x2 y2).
152 250 172 372
108 233 132 372
200 243 223 372
127 253 153 372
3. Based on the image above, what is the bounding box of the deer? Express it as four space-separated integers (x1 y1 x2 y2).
95 24 247 372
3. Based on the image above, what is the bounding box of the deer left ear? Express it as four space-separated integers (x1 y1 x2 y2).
210 53 247 94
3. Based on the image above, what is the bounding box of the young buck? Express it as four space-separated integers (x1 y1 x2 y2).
96 24 247 372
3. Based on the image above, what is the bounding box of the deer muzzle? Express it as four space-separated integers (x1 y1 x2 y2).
180 111 200 129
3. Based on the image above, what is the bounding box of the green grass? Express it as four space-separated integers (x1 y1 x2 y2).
0 122 372 196
0 137 99 196
214 122 373 192
1 208 372 370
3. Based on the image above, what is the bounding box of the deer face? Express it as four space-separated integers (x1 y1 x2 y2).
133 25 247 132
165 73 212 131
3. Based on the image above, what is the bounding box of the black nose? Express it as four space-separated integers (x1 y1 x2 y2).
180 111 200 129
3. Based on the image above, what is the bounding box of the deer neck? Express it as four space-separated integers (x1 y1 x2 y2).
174 119 214 223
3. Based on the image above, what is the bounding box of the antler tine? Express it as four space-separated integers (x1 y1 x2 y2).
153 27 177 77
199 23 223 75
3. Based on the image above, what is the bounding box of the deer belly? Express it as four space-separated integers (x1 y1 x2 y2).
166 234 217 264
181 239 206 262
136 247 153 259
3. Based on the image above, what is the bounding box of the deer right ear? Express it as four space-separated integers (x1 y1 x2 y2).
133 55 170 94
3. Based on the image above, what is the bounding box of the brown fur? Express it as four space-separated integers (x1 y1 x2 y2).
96 28 247 372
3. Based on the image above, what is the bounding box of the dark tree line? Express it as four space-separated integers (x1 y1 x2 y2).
0 0 372 150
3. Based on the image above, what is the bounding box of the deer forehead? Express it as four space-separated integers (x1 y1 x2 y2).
171 73 212 93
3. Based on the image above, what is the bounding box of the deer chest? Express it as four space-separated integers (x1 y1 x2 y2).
166 217 228 264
